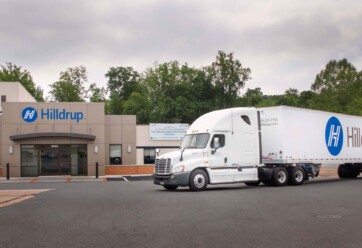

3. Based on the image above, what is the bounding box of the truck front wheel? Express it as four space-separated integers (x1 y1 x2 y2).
272 167 288 186
189 169 208 191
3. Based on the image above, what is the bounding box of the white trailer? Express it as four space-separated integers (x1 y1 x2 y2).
153 106 362 191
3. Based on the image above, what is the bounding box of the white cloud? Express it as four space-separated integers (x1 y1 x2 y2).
1 0 362 96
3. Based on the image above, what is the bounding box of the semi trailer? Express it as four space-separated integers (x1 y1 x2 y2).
153 106 362 191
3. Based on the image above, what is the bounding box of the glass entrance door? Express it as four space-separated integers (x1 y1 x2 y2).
21 144 87 176
40 145 71 175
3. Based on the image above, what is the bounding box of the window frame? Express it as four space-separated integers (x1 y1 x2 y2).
144 148 156 164
210 134 226 149
109 144 122 165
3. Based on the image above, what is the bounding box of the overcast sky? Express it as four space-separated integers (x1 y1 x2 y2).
1 0 362 97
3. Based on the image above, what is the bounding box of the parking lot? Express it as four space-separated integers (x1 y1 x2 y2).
1 177 362 248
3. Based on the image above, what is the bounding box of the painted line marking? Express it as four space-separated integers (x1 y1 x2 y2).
0 189 54 208
0 195 34 208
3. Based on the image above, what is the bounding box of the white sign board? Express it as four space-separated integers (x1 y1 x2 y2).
150 123 189 140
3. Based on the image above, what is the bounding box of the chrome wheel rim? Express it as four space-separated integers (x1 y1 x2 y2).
295 170 303 182
277 171 287 184
194 174 206 188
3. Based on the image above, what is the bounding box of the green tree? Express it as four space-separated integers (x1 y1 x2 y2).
88 83 107 102
277 88 300 107
0 62 44 101
105 66 141 114
298 90 316 108
143 61 215 123
108 93 124 114
242 88 263 106
49 66 88 102
309 59 360 113
105 67 140 100
207 51 251 108
124 91 151 124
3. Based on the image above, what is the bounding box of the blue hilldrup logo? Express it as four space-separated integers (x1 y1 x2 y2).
325 117 343 156
22 107 38 122
21 107 84 123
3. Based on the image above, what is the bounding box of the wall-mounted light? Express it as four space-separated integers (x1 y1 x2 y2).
94 144 99 154
127 145 132 153
9 145 14 155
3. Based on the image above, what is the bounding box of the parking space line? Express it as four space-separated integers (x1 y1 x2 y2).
0 195 34 208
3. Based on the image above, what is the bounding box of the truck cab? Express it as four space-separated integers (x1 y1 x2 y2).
153 108 261 191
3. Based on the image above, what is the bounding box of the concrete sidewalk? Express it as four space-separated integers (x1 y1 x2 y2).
0 174 154 183
0 176 108 184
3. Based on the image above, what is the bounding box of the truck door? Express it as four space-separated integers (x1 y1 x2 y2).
229 113 259 182
232 131 259 182
207 133 234 183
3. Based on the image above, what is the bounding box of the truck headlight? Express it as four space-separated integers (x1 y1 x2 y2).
172 165 185 173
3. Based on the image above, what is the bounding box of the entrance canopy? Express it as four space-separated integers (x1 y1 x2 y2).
10 132 96 141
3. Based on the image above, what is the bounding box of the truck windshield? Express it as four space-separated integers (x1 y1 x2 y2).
181 134 210 149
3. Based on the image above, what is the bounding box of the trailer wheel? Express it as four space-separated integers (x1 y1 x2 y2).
189 169 208 191
288 167 305 186
163 185 178 191
271 167 288 186
338 165 347 178
338 164 359 179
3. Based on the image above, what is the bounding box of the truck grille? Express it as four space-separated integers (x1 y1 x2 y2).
155 158 172 175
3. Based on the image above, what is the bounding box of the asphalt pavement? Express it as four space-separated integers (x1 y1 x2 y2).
0 176 362 248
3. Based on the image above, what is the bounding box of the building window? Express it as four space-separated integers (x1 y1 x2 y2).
21 145 39 177
110 145 122 165
1 95 6 102
144 149 156 164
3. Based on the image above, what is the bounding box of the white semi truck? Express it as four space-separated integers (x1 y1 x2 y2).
153 106 362 191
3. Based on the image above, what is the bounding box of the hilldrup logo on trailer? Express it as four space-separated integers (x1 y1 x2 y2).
21 107 84 123
22 107 38 123
325 116 343 156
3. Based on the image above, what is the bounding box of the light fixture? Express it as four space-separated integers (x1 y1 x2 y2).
9 145 14 155
128 145 132 153
94 144 99 154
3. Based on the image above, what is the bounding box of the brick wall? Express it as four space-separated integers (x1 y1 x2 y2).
105 165 154 175
0 167 2 177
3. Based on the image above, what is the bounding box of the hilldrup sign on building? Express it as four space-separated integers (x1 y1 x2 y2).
22 107 84 123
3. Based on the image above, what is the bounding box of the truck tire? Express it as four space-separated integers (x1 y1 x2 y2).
288 167 305 186
351 165 360 178
189 169 208 191
163 185 178 191
339 164 359 178
271 167 288 186
338 164 347 178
